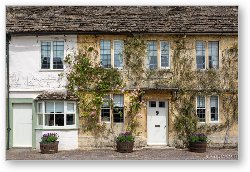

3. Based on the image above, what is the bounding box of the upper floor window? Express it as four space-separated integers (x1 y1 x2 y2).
41 41 64 70
100 40 124 69
100 40 111 68
196 41 206 69
197 96 206 122
147 41 158 69
208 41 219 69
114 40 124 69
160 41 170 69
37 101 76 128
147 41 170 70
196 41 219 70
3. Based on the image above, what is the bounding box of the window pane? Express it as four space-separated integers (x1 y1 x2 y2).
102 95 110 107
208 41 219 69
45 102 54 113
55 114 64 126
53 41 64 69
197 96 206 122
55 102 64 113
197 96 205 108
41 42 51 69
101 108 110 122
114 40 124 69
196 41 205 69
113 107 124 123
147 41 157 69
149 101 156 107
100 40 111 68
45 114 54 126
38 103 43 113
38 114 43 125
113 95 124 107
67 103 75 113
66 114 75 125
210 96 218 121
159 101 165 108
197 109 206 122
161 41 169 68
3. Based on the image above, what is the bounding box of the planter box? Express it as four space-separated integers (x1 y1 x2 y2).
40 141 59 154
189 142 207 153
116 141 134 153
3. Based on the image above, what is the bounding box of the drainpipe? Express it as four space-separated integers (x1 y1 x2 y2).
6 34 11 150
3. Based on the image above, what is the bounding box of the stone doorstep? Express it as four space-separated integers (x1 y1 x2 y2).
142 145 176 150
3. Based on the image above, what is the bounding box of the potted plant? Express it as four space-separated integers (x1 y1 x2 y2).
40 133 59 154
116 131 135 153
189 133 208 153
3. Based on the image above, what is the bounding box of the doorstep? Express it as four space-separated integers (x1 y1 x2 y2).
142 145 175 149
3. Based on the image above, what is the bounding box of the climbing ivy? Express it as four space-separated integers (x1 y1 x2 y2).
63 35 238 146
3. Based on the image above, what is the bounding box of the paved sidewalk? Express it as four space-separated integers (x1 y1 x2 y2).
6 147 238 160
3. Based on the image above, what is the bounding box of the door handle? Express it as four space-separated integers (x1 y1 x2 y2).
164 125 166 129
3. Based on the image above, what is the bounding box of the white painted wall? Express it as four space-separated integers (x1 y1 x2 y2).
36 130 78 150
9 35 77 92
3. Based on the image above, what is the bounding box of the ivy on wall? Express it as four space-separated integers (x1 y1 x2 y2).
63 35 238 146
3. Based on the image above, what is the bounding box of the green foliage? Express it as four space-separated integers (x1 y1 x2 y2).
173 95 198 147
41 133 59 143
126 88 144 134
64 51 123 135
116 131 135 142
189 133 207 143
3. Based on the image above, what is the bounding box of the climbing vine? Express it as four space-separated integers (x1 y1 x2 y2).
63 35 238 146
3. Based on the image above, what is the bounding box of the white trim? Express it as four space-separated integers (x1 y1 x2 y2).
40 40 65 70
196 95 206 123
159 41 170 69
113 40 124 70
209 95 220 123
195 41 206 70
37 100 77 129
100 94 125 124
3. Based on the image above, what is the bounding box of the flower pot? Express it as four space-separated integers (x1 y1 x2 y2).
40 141 59 154
189 142 207 153
116 141 134 153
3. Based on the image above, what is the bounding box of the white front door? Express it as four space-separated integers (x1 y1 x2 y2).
13 103 32 147
147 100 168 145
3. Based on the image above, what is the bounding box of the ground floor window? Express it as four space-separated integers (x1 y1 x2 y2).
197 96 206 122
196 95 219 123
101 94 124 123
37 101 76 128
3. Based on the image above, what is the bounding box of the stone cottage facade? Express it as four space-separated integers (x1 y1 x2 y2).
6 6 238 150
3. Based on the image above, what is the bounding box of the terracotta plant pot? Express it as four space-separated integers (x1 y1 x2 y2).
189 142 207 153
40 141 59 154
116 141 134 153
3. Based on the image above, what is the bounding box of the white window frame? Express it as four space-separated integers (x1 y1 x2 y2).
37 101 76 129
196 96 206 123
40 40 65 70
113 40 124 70
101 94 111 123
160 41 170 69
100 94 124 124
208 41 219 69
209 96 220 123
100 40 124 69
147 40 158 70
196 41 206 70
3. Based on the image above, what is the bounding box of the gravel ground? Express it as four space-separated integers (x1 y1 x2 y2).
6 147 238 160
